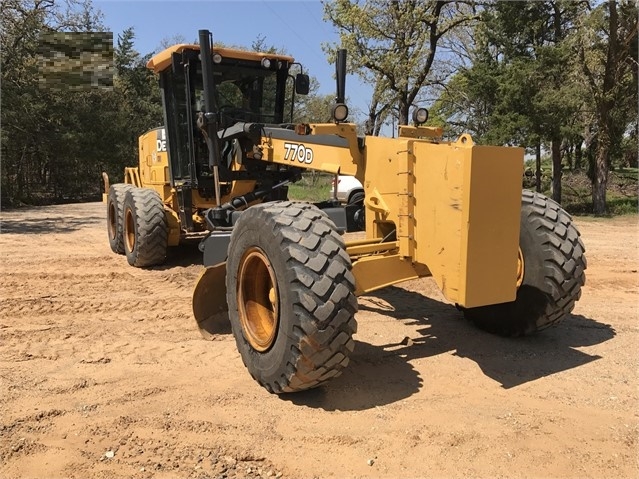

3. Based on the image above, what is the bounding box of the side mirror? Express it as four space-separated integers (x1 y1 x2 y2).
295 74 310 95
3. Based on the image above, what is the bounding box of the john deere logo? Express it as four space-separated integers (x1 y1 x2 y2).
156 128 167 152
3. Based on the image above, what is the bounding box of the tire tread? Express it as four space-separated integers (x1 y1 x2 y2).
107 183 133 254
229 202 357 393
463 190 586 336
521 190 586 332
123 188 168 267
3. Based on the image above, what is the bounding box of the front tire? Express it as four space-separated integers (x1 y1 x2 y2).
348 191 365 231
122 188 168 267
226 201 358 393
462 190 586 337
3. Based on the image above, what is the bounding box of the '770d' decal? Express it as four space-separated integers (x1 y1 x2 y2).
283 142 313 164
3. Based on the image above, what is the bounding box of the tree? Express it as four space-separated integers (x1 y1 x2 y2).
430 1 592 202
430 0 637 211
292 78 336 123
323 0 477 134
575 0 638 215
1 0 110 204
0 2 164 206
429 49 502 141
492 1 588 202
156 33 188 53
113 27 163 164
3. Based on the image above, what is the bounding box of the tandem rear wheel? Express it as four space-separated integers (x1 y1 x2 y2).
106 183 134 254
122 187 169 267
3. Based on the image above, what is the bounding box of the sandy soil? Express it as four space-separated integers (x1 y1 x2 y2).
0 202 637 479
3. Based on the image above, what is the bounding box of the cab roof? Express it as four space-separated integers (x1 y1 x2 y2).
146 44 295 74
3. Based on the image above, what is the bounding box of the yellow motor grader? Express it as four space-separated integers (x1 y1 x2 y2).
104 30 586 394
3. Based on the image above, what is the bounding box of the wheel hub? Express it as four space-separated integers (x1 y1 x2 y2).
108 203 117 240
124 208 135 252
237 247 279 352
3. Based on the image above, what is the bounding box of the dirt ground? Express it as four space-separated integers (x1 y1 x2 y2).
0 202 637 479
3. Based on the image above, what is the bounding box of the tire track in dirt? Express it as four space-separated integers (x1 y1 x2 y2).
1 297 187 317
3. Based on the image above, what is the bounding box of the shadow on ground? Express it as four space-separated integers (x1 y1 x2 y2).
286 286 614 412
1 215 104 234
1 203 105 234
160 242 204 268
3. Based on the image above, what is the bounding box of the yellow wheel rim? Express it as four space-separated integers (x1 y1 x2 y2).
108 202 117 241
237 247 279 352
516 247 525 288
124 208 136 253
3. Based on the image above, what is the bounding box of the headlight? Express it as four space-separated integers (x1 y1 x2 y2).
412 107 429 125
332 103 349 122
261 58 271 69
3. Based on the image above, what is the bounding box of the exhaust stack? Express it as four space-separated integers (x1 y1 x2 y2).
332 49 348 123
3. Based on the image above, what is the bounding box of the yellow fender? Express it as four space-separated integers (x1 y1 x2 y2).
101 172 110 203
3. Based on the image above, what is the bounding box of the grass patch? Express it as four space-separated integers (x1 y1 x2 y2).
552 169 638 216
287 172 333 202
606 196 639 215
563 195 639 216
614 167 638 180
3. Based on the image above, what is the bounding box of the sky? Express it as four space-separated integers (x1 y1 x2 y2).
94 0 371 119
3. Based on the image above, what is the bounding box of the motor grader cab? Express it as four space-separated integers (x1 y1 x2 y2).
106 30 586 395
103 38 324 266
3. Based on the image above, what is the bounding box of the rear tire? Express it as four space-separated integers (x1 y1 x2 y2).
462 190 586 337
226 201 358 393
123 188 168 267
107 184 133 254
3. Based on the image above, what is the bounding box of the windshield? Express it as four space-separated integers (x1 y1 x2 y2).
161 57 293 183
193 63 290 127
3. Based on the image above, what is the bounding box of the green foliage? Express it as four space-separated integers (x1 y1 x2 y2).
287 173 333 202
1 7 339 207
2 1 104 204
112 27 163 170
429 56 501 141
574 0 638 214
4 0 635 219
323 0 477 133
435 1 584 148
431 0 637 212
293 89 335 123
532 169 638 216
1 2 162 206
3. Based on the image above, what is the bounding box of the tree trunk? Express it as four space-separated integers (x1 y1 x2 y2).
591 0 619 215
592 126 610 215
592 150 608 215
398 92 409 127
535 141 542 192
565 142 574 170
373 120 383 137
575 140 583 170
365 110 376 136
17 145 26 201
551 138 562 203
